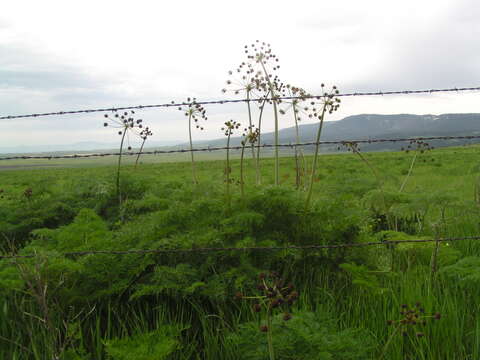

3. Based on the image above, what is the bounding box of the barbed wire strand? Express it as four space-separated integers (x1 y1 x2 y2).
1 86 479 120
1 236 479 260
1 134 479 161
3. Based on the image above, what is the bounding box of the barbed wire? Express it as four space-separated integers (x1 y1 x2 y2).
1 236 478 260
1 86 479 120
1 134 479 161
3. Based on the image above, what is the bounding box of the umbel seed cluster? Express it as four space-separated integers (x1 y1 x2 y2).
103 110 144 151
387 302 441 338
236 272 299 332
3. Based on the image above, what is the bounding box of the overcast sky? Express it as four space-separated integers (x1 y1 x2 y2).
1 0 479 148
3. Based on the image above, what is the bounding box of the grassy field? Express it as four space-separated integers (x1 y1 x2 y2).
1 144 480 359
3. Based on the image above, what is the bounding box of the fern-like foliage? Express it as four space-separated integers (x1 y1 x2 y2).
104 325 184 360
227 311 374 360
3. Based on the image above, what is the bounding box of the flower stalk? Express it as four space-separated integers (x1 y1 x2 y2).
304 86 341 210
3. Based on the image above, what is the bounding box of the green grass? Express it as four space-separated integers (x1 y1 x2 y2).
1 145 480 359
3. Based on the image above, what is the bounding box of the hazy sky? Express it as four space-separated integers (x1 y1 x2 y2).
1 0 479 148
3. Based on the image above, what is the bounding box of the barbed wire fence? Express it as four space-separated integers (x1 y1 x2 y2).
1 86 479 120
1 134 479 161
1 236 479 260
1 85 480 259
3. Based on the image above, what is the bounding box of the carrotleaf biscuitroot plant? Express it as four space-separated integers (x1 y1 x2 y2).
223 61 261 162
240 125 260 197
176 98 207 184
304 85 341 210
279 85 310 190
236 272 299 360
381 302 441 358
103 110 144 205
244 40 283 186
341 141 387 211
222 120 241 209
399 139 433 192
134 126 153 169
254 89 271 185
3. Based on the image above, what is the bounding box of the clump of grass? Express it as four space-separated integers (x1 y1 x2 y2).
176 98 207 184
103 110 144 204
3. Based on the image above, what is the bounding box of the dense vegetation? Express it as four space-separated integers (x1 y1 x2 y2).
1 144 480 359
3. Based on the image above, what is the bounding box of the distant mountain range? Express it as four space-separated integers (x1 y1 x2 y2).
2 113 480 155
196 113 480 152
0 140 181 155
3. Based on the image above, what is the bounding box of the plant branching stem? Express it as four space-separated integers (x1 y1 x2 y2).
350 147 391 227
399 150 418 192
430 227 441 283
134 138 146 169
305 104 327 210
188 113 198 184
353 149 384 193
240 143 246 198
256 91 270 185
226 134 231 209
260 62 279 185
293 103 305 189
380 325 400 359
266 310 275 360
246 91 255 160
116 129 127 204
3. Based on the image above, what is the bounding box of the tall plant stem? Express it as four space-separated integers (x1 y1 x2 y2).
353 149 384 193
399 150 418 192
188 113 198 184
351 147 392 228
380 325 401 359
240 143 246 198
294 147 300 189
351 147 391 226
260 62 279 185
134 138 146 169
293 103 305 189
116 129 127 205
430 226 441 283
305 104 327 210
255 91 270 185
246 91 255 160
226 134 231 209
266 311 275 360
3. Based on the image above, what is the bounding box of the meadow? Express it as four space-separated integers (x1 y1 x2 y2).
1 143 480 359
